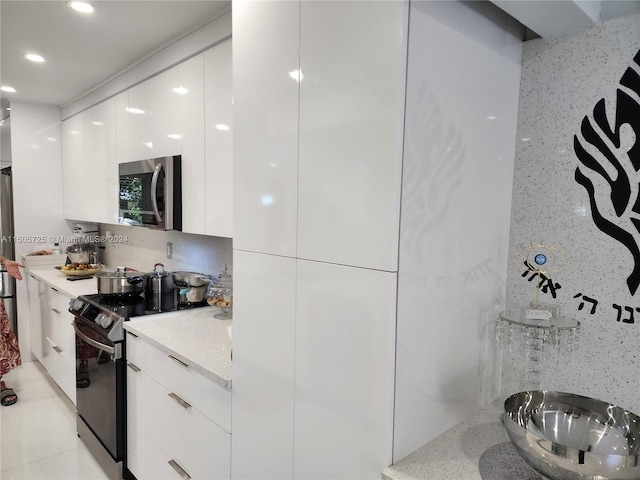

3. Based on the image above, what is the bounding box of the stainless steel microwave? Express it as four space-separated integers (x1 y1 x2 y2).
118 156 182 231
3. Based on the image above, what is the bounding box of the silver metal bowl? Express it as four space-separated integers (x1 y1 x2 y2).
504 391 640 480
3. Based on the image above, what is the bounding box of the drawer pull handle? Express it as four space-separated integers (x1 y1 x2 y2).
168 392 191 409
126 331 138 338
168 459 191 480
46 337 61 352
169 355 189 368
52 308 61 314
127 362 141 372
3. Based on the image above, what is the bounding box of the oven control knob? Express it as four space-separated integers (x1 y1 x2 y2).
95 313 105 325
101 316 114 328
70 299 84 312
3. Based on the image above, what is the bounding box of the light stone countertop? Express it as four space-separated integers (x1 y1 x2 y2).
124 308 232 389
26 265 100 298
382 400 508 480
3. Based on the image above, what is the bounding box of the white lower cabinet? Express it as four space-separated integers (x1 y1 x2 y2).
45 287 76 404
27 275 76 405
126 331 231 480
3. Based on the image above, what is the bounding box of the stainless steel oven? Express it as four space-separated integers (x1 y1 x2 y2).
70 297 127 480
119 156 182 230
69 291 208 479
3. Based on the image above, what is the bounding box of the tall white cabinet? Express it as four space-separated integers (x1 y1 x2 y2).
233 0 523 477
232 1 407 478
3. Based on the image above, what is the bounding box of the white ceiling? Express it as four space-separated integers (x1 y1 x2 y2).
1 0 229 109
1 0 639 112
491 0 640 38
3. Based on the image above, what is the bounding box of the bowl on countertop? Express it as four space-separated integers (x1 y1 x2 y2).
504 390 640 480
55 264 103 276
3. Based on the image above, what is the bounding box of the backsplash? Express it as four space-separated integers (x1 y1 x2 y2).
97 223 232 279
504 13 640 413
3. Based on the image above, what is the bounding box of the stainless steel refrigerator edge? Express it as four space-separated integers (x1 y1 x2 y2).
1 167 17 338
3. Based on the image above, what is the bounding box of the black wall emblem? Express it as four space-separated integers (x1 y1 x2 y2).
574 48 640 294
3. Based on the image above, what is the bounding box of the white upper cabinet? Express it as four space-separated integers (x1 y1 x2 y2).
84 99 119 224
233 0 300 256
297 1 408 271
62 50 231 236
126 78 154 162
155 55 206 234
115 91 132 164
62 99 118 224
204 39 233 239
118 55 207 234
61 113 86 222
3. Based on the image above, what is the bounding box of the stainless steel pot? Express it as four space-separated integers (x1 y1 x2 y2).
171 271 212 305
171 271 212 288
97 267 144 296
144 263 174 294
144 263 176 312
67 243 97 264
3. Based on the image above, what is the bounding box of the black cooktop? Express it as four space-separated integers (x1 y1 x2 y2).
80 292 207 320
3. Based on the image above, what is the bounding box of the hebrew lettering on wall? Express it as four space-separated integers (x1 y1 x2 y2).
574 48 640 294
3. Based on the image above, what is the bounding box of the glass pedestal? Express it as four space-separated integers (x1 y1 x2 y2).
497 309 580 390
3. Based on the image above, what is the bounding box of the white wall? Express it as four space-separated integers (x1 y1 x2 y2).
10 103 71 361
393 1 523 461
504 13 640 412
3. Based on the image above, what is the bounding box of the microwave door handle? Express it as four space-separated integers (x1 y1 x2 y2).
150 163 164 225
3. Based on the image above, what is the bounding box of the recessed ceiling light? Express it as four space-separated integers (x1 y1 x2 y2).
25 53 45 63
68 1 95 14
0 86 17 93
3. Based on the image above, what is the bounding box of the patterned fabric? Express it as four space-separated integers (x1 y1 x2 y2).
0 298 21 377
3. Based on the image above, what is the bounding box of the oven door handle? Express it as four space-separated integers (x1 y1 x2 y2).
73 322 120 359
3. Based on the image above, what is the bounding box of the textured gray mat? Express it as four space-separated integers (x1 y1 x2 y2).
479 442 547 480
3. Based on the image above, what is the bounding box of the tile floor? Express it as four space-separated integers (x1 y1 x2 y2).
0 361 109 479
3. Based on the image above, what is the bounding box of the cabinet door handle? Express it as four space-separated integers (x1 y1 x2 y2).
168 355 189 368
46 337 61 353
127 362 141 372
167 459 191 480
168 392 191 409
52 308 61 314
126 331 138 338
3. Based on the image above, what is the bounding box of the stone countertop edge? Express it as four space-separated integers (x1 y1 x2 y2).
26 266 99 298
123 308 232 389
382 400 507 480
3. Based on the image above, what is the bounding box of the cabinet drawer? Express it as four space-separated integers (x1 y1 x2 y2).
145 343 231 432
125 330 146 370
144 375 231 479
49 288 72 316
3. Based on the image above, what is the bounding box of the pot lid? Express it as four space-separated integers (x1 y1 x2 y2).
97 268 143 279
